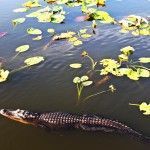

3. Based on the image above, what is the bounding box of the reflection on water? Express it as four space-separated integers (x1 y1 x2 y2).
0 0 150 149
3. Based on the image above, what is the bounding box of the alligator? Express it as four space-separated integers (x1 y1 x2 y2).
0 108 149 142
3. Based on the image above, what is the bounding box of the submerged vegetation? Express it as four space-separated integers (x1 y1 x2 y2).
0 0 149 115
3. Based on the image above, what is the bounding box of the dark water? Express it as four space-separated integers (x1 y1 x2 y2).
0 0 150 149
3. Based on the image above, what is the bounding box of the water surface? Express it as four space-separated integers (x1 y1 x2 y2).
0 0 150 149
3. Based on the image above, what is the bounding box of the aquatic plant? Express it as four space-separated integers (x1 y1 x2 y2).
73 75 93 102
129 102 150 115
23 0 41 8
27 28 42 35
0 69 9 83
26 6 66 23
81 51 97 70
12 18 26 27
73 74 116 103
119 15 150 36
100 46 150 80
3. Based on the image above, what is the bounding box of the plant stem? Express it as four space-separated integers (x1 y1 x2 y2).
86 55 96 70
10 65 28 74
10 52 20 62
129 103 140 107
132 65 150 71
83 89 110 102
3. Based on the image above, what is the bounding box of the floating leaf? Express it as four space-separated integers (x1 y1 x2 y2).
12 18 26 26
32 35 42 41
81 34 92 39
73 77 81 84
68 37 78 42
82 81 93 86
137 68 150 77
80 76 89 82
79 29 87 34
47 28 55 33
70 63 82 69
27 28 42 35
129 102 150 115
23 0 41 8
13 8 29 13
51 14 65 23
120 46 135 56
24 56 44 66
119 29 129 33
0 69 9 83
73 40 83 46
16 45 30 53
118 54 129 62
139 57 150 63
127 69 139 80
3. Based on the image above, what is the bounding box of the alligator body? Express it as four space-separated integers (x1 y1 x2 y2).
0 109 149 142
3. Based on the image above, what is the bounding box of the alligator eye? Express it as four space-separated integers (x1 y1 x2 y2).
3 109 7 113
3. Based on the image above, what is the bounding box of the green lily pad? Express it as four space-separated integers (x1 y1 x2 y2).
27 28 42 35
120 46 135 56
139 57 150 63
118 54 129 62
137 68 150 77
69 63 82 69
32 35 42 41
127 69 139 80
24 56 44 66
81 34 92 39
73 40 83 46
23 0 41 8
16 45 30 53
13 8 28 13
73 77 81 84
0 69 9 83
12 18 26 26
82 81 93 86
47 28 55 33
80 76 89 82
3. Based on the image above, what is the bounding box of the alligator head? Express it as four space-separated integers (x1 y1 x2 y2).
0 109 37 125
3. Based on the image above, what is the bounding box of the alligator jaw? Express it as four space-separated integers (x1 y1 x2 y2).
0 109 33 125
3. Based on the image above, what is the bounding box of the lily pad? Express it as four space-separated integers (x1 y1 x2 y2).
70 63 82 69
27 28 42 35
23 0 41 8
139 57 150 63
73 77 81 84
32 35 42 41
80 76 89 82
47 28 55 33
12 18 26 26
137 68 150 77
16 45 30 53
82 81 93 86
0 69 9 83
13 8 29 13
73 40 83 46
24 56 44 66
120 46 135 56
